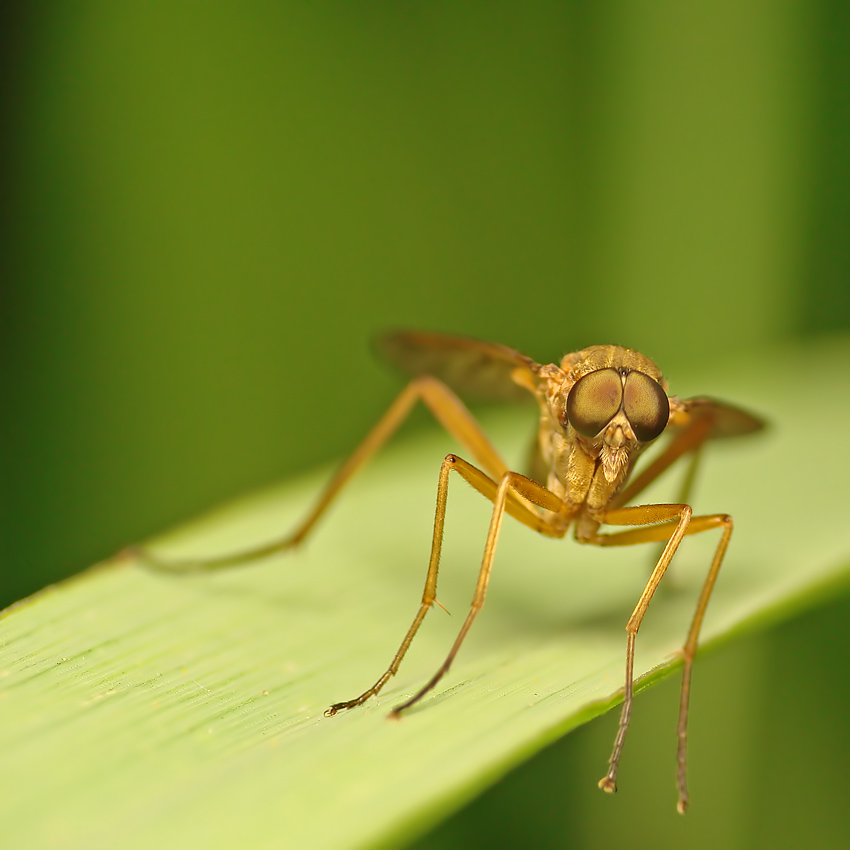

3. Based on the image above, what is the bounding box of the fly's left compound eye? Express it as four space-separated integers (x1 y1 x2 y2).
566 368 623 438
623 371 669 442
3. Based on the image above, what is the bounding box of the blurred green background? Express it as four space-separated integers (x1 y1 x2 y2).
2 2 848 848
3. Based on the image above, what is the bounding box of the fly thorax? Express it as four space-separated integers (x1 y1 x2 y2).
545 430 571 501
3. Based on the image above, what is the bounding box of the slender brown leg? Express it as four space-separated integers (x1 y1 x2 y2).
138 375 511 572
590 505 732 813
389 467 566 715
327 457 567 715
674 513 732 813
325 453 457 715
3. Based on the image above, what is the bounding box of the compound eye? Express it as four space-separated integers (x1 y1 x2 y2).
623 371 669 442
566 368 623 438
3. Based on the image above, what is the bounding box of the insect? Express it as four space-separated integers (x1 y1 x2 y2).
143 330 764 813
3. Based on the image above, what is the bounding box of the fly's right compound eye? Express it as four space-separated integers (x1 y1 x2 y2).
622 371 670 443
566 368 623 438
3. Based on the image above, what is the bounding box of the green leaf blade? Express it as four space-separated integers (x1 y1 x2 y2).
2 338 849 848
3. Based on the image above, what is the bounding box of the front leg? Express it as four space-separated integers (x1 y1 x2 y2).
588 504 733 813
327 456 568 716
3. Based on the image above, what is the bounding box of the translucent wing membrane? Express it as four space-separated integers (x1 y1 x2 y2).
675 396 765 438
377 330 541 402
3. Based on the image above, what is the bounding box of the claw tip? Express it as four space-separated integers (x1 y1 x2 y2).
598 776 617 795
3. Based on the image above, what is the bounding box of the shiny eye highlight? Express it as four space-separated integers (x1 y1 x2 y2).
623 371 669 442
566 368 623 438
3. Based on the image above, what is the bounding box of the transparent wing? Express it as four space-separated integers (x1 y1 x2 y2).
376 330 542 402
671 396 766 439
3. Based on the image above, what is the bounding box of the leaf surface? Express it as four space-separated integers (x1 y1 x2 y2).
2 338 848 849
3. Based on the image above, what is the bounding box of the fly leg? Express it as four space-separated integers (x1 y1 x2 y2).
137 375 512 572
589 504 732 813
327 456 567 715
